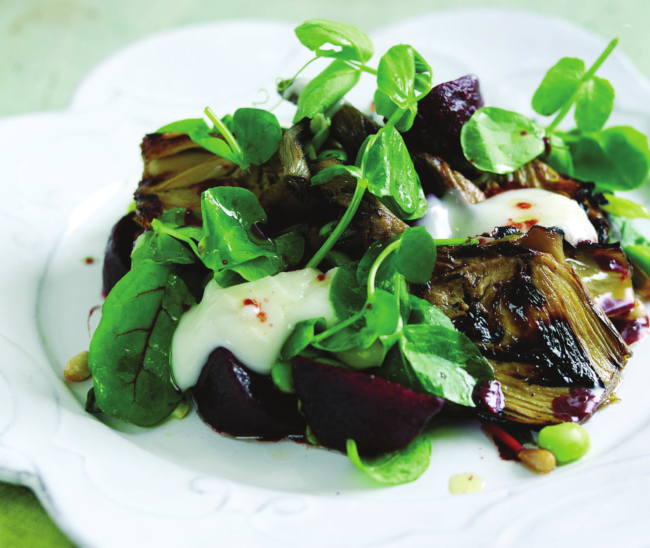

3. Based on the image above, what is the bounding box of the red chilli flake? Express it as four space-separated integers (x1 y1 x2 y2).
243 298 260 307
83 257 96 265
257 312 267 322
507 218 538 232
521 130 528 136
317 274 326 281
516 202 532 210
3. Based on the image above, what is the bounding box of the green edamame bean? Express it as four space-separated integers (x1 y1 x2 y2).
271 361 295 394
538 423 590 465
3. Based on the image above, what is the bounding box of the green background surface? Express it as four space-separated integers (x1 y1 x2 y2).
2 0 649 546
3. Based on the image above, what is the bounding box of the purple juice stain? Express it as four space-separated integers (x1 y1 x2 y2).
552 387 603 423
474 380 505 415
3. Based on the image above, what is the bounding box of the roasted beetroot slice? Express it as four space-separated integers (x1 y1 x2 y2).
102 213 142 296
404 75 483 170
192 348 305 441
292 357 444 456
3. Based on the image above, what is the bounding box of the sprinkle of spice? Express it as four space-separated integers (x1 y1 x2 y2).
317 274 326 281
507 218 538 231
521 130 528 136
516 202 532 209
257 312 267 322
82 257 96 265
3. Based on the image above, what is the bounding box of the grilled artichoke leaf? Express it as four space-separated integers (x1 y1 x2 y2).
423 226 629 425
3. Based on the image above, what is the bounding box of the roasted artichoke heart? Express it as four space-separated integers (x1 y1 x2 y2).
420 226 630 425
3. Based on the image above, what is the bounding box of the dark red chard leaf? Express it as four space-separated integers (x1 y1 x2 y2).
292 357 444 456
403 75 484 170
102 213 142 296
192 348 305 440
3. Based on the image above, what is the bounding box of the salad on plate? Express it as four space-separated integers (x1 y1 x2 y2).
65 19 650 486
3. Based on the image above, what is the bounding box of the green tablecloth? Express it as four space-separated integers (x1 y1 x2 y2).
2 0 649 545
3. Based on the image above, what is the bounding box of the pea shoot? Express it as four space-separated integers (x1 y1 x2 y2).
460 37 650 193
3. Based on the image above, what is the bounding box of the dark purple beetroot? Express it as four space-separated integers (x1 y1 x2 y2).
102 213 142 296
292 357 444 456
404 75 484 170
192 348 305 440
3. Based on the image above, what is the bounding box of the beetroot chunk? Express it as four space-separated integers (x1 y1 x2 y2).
102 213 142 296
293 357 444 456
192 348 304 441
404 75 484 170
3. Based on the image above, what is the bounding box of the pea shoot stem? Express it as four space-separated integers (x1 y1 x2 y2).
306 178 368 269
204 107 243 160
367 239 401 299
546 36 619 133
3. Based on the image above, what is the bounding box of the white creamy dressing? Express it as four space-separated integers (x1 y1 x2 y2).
171 268 338 391
416 188 598 246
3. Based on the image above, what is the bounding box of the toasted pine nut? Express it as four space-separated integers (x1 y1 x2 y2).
64 351 90 382
518 448 556 474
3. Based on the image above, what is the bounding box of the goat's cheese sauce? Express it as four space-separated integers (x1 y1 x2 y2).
417 188 598 246
171 268 338 391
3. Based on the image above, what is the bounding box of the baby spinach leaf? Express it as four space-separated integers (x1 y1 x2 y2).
601 194 650 220
400 324 494 406
624 245 650 277
532 57 585 116
275 230 305 267
294 60 361 122
295 19 373 63
460 107 546 174
567 126 650 191
280 317 328 361
574 76 615 132
232 108 282 168
346 435 431 485
391 226 437 284
364 125 427 219
131 209 201 268
199 187 287 281
89 263 194 426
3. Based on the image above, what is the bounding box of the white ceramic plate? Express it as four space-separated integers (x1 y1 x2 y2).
3 9 650 548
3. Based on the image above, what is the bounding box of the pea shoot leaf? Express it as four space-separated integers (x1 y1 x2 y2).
311 164 362 185
391 226 437 284
232 108 282 168
532 57 585 116
601 194 650 219
294 60 361 122
400 324 494 406
295 19 374 63
574 76 615 132
88 263 194 426
460 107 546 174
346 435 432 485
199 187 288 282
376 44 417 109
566 126 650 191
131 209 201 268
280 317 329 361
364 126 427 219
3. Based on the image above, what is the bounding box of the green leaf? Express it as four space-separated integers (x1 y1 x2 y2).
88 263 194 426
232 108 282 168
567 126 650 191
199 187 287 281
376 45 416 109
84 387 102 414
391 227 437 284
365 289 400 336
624 245 650 277
280 317 328 360
294 60 361 122
574 76 615 132
295 19 373 63
609 214 650 247
532 57 585 116
460 107 546 174
364 126 427 219
311 164 362 185
601 194 650 220
400 324 494 406
373 89 416 132
131 209 201 268
330 260 366 320
156 118 206 133
408 296 454 329
544 133 574 175
346 435 431 485
274 230 305 267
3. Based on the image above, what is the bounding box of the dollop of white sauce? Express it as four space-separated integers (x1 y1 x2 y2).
171 268 338 391
417 188 597 246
